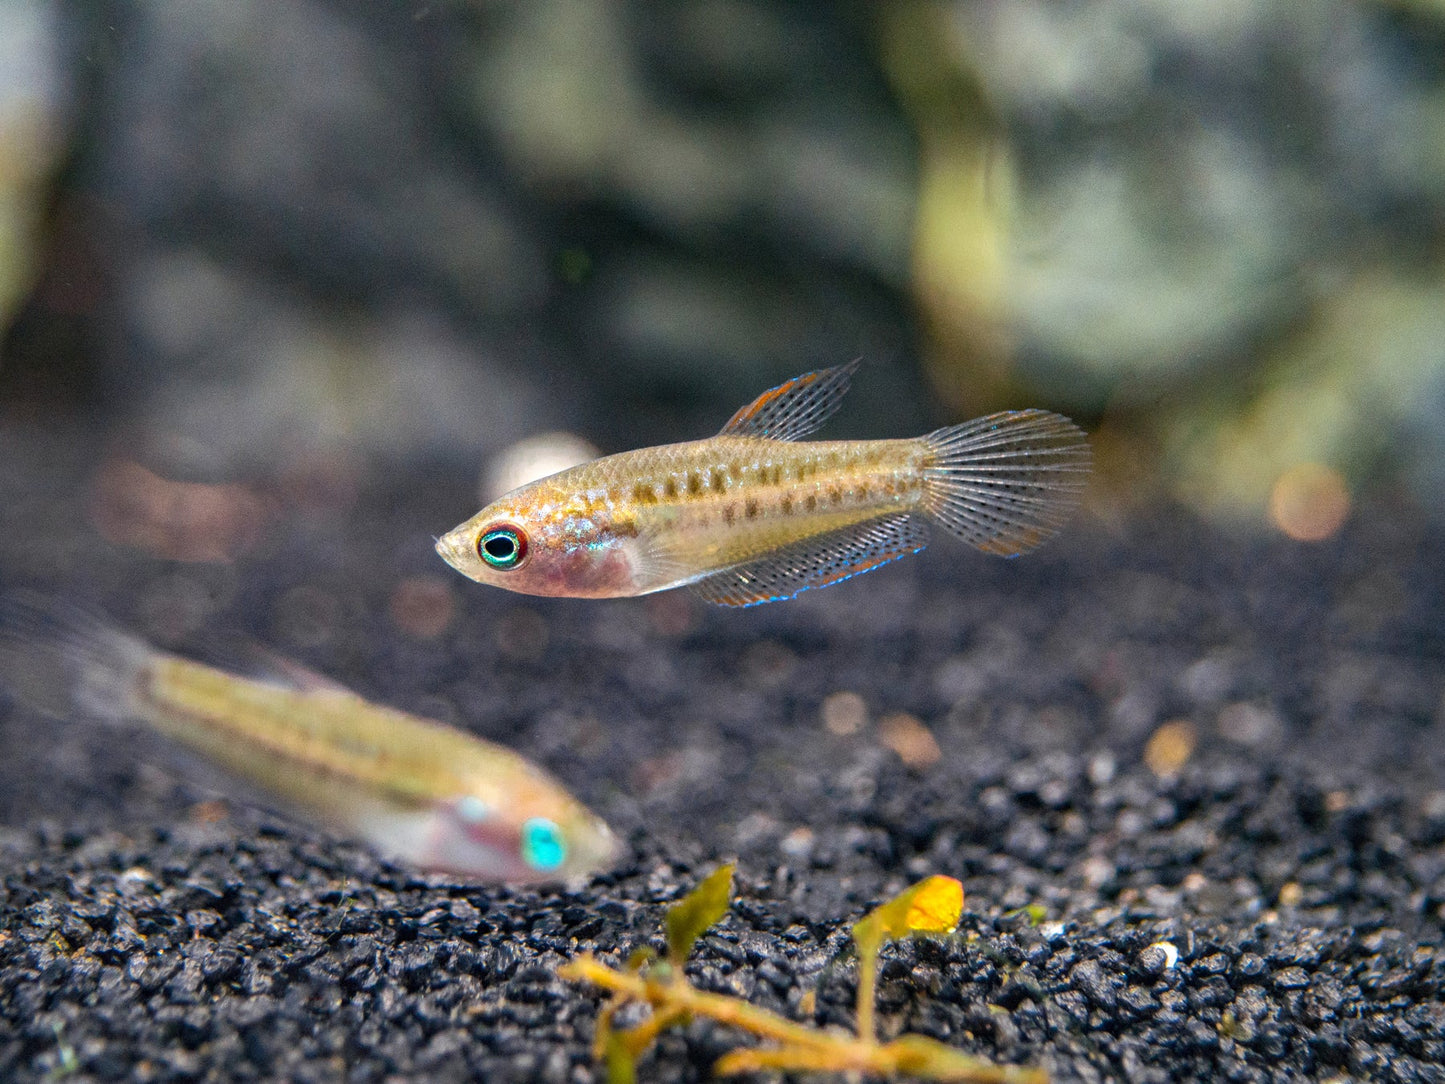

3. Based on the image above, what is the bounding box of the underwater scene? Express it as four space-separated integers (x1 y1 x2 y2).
1 3 1442 1081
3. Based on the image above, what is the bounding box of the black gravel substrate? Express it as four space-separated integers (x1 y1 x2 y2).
1 424 1442 1083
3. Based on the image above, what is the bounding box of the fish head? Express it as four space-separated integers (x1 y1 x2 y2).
435 480 645 598
423 778 621 884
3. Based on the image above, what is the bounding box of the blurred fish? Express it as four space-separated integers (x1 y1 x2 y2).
0 597 618 883
437 362 1091 605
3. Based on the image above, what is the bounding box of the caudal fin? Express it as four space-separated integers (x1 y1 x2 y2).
0 593 150 724
919 410 1091 556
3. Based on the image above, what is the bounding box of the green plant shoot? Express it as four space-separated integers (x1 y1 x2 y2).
559 867 1045 1083
665 862 734 968
852 874 965 1040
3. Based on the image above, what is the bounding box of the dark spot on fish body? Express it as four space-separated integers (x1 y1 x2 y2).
744 498 759 520
805 493 818 512
828 487 842 505
780 496 793 515
712 469 727 494
633 481 657 505
723 503 736 526
687 473 702 496
663 477 678 500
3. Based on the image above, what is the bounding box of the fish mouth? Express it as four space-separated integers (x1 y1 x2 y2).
591 818 622 867
569 816 623 881
434 530 473 576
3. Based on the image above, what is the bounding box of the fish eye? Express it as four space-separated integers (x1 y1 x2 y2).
455 796 491 824
520 817 567 872
478 525 528 570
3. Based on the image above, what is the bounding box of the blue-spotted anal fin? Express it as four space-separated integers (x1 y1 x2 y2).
690 513 929 607
717 360 859 441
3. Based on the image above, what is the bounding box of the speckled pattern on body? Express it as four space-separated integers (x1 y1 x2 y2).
1 424 1442 1083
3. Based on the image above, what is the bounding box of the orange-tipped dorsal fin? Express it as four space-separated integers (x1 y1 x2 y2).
717 360 859 442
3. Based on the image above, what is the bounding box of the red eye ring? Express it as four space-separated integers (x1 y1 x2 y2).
478 524 528 570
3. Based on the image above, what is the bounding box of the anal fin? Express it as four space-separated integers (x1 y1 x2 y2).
690 514 929 607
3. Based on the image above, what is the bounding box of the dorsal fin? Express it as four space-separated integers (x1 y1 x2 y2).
237 646 358 697
717 360 859 441
184 638 359 698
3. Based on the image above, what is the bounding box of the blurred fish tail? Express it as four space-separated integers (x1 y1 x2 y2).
0 593 150 724
919 411 1092 557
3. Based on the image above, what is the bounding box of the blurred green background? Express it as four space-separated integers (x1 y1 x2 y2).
2 0 1442 546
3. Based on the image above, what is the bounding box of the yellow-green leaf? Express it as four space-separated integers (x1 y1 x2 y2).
902 875 964 934
664 863 735 967
852 875 964 952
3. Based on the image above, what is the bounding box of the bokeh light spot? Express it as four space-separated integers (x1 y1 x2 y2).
1144 719 1196 778
878 711 941 769
388 575 456 640
90 458 271 563
645 591 699 636
1269 463 1350 542
482 431 599 503
821 690 867 736
493 606 548 661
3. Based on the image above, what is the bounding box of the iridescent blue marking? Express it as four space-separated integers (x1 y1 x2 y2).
726 545 926 607
520 817 567 872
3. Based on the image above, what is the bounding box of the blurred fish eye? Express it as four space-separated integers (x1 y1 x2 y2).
478 525 527 570
455 795 491 825
520 817 566 872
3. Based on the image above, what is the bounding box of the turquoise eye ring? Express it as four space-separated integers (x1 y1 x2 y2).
478 524 528 570
520 817 567 872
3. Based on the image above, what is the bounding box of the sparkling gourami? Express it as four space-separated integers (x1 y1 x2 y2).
0 599 618 882
437 362 1092 606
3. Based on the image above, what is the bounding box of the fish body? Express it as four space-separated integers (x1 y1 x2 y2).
437 363 1091 606
0 601 618 883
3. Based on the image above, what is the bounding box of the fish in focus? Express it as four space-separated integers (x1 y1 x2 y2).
0 598 618 883
437 362 1091 605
